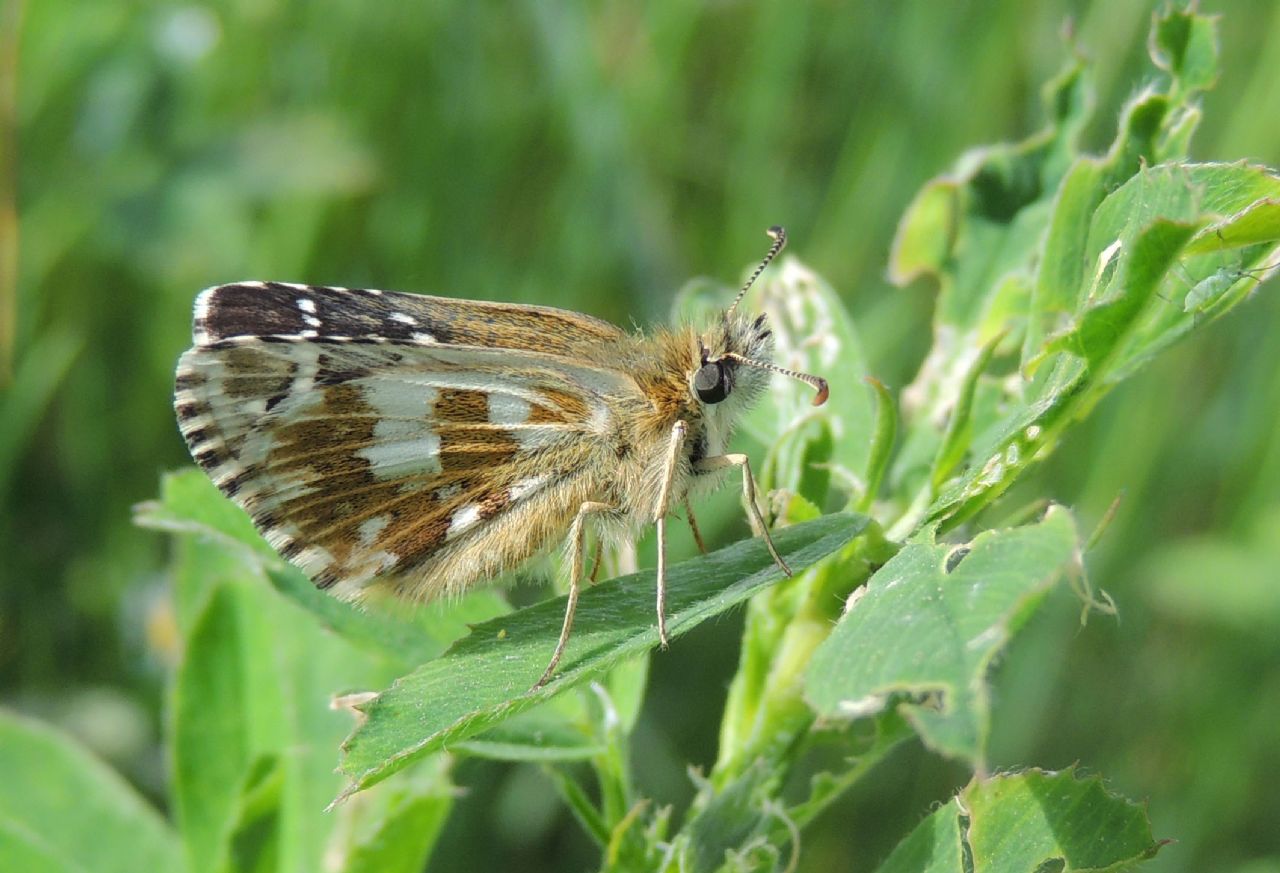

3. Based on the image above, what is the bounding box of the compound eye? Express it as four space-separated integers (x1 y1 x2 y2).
693 361 730 404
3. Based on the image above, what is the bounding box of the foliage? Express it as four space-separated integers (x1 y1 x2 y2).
6 3 1280 873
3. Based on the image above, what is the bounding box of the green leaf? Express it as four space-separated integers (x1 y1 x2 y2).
679 762 777 873
805 508 1078 766
965 769 1160 871
266 566 510 671
1046 216 1199 375
171 586 253 873
924 162 1280 531
143 469 512 669
857 377 898 512
339 760 454 873
873 770 1160 873
219 755 284 873
871 798 965 873
891 51 1090 395
454 696 605 762
0 710 185 873
136 469 278 567
336 513 869 800
1149 4 1219 95
135 470 277 632
170 576 394 873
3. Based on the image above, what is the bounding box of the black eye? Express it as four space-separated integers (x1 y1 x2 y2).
693 361 730 404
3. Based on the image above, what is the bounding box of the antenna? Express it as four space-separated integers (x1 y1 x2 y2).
727 225 787 317
725 351 829 406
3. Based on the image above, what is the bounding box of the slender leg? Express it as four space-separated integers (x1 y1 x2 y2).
685 497 708 554
534 500 615 690
653 420 688 648
693 453 791 577
588 536 604 584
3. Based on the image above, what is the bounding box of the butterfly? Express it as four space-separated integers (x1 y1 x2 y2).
174 227 827 688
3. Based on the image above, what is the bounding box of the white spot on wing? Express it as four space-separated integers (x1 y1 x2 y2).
359 379 438 420
487 393 531 424
411 331 438 344
447 504 482 539
303 314 322 328
390 312 418 326
292 544 335 575
298 298 316 314
357 434 442 477
358 515 390 546
509 475 549 502
193 286 217 345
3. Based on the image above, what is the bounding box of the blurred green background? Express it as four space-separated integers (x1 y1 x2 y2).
4 1 1279 871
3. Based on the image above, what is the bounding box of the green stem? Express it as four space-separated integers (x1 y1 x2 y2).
713 524 896 785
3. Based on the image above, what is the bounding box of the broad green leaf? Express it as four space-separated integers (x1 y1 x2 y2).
1046 216 1199 376
965 769 1160 871
337 513 868 799
805 508 1077 766
873 770 1160 873
455 695 604 762
0 710 185 873
871 798 964 873
172 586 253 873
170 577 394 873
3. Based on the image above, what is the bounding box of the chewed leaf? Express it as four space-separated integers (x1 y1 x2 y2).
805 507 1077 767
336 513 868 801
964 769 1162 871
872 769 1161 873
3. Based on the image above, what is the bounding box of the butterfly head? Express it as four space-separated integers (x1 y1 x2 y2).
689 226 829 412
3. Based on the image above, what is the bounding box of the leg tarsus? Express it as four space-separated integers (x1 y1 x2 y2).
693 453 791 577
685 497 708 554
532 500 615 690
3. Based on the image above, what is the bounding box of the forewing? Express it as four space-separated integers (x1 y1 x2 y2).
195 281 625 358
176 287 637 594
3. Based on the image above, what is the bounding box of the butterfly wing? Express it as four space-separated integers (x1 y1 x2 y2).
193 280 625 355
176 282 639 600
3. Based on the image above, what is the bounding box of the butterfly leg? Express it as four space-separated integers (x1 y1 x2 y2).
680 496 711 550
535 500 615 690
588 536 605 583
693 453 791 577
654 420 688 649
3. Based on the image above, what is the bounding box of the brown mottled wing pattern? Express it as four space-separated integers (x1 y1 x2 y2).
175 281 637 597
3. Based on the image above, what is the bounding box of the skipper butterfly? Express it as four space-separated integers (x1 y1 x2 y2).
175 227 827 687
